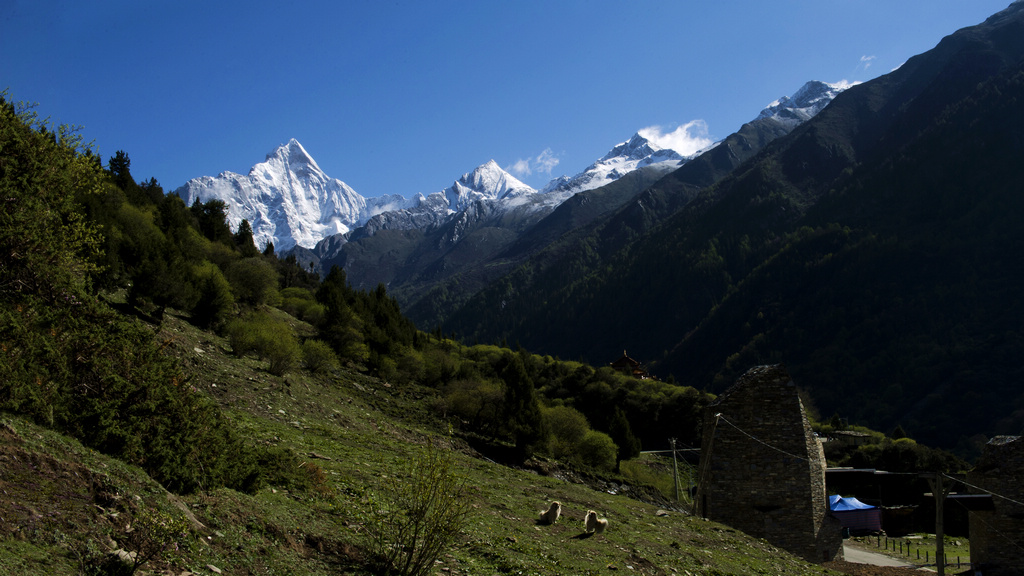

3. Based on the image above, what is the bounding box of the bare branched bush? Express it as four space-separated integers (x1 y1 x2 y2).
365 439 474 576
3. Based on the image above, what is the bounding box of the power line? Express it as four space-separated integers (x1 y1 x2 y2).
950 497 1024 554
944 473 1024 509
716 414 809 462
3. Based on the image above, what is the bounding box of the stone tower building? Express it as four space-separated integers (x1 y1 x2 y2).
693 364 843 563
968 435 1024 575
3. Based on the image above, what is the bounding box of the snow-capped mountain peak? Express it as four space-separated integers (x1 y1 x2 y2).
264 138 320 171
173 140 411 251
539 80 848 197
540 132 689 196
757 80 852 128
600 133 660 162
452 160 535 200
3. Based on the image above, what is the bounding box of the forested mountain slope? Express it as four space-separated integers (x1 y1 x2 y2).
446 3 1024 454
441 82 837 343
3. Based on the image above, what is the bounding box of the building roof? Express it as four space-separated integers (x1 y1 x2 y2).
610 350 641 369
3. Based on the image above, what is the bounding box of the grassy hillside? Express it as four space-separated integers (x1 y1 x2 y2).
1 309 847 576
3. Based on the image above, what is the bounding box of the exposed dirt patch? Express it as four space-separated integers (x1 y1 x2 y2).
0 441 115 541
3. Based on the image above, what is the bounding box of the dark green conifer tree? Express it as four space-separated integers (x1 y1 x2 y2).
500 351 546 460
234 218 260 257
608 406 641 468
191 198 233 244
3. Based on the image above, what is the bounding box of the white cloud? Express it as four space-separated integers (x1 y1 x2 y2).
534 148 559 173
509 158 532 177
857 54 877 73
508 148 560 178
637 119 714 156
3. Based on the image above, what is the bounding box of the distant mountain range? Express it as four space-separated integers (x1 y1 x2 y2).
173 81 846 254
173 80 847 326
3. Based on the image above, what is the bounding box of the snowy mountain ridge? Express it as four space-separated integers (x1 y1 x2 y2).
173 139 413 251
173 80 848 253
539 131 704 196
756 80 854 129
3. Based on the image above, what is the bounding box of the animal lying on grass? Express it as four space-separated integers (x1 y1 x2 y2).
538 501 561 525
584 510 608 534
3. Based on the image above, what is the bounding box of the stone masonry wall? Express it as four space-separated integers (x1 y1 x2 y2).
968 435 1024 576
694 364 843 563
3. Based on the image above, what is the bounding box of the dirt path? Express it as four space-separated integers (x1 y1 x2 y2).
822 543 935 575
843 544 917 568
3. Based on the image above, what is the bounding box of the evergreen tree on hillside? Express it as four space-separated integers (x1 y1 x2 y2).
608 406 641 468
234 218 260 257
500 351 546 460
316 266 368 364
191 198 233 244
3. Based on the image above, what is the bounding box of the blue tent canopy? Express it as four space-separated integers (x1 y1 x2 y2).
829 495 877 512
829 495 883 534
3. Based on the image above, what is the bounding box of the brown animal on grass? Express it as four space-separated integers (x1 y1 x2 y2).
538 501 561 525
584 510 608 534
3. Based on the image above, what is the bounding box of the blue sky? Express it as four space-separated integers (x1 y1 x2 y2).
1 1 1013 198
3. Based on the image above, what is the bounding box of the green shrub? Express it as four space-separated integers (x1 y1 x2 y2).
577 430 618 472
439 380 503 436
279 287 318 320
372 352 398 382
266 337 301 376
300 302 326 325
301 339 339 374
395 347 425 384
542 405 590 461
115 505 192 575
224 317 260 357
422 349 459 388
224 312 301 376
225 257 280 306
257 447 333 495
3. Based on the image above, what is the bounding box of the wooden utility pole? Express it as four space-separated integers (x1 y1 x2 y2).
670 437 680 502
921 473 955 576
